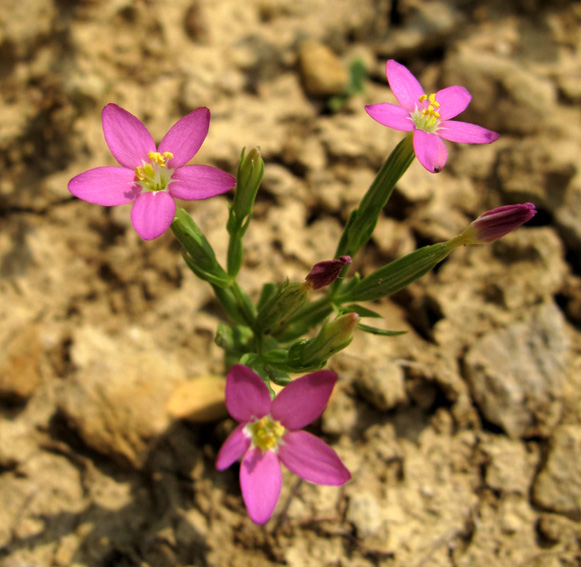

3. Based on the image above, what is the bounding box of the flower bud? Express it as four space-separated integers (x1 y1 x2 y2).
232 147 264 222
171 208 231 288
460 203 536 244
288 312 359 370
255 281 310 335
305 256 352 290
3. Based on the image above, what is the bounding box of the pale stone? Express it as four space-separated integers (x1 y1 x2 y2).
298 40 349 97
58 326 187 468
166 376 227 423
482 436 537 495
464 302 569 438
0 324 42 402
354 361 407 412
533 425 581 517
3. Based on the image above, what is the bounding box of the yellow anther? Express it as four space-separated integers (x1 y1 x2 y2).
135 163 155 181
421 93 441 120
428 93 439 107
146 151 174 167
248 415 286 452
419 93 440 113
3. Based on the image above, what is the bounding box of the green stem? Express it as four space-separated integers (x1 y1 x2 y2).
230 281 256 327
274 296 334 343
335 133 415 260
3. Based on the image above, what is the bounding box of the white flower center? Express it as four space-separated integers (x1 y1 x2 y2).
410 92 441 133
134 151 174 193
245 415 286 452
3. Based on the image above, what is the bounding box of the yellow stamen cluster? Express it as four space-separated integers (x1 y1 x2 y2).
148 151 173 167
248 416 286 452
135 163 154 181
419 93 440 119
134 151 175 189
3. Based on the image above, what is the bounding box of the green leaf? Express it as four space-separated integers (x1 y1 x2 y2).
357 322 407 336
239 353 275 398
215 323 253 354
257 282 277 311
265 367 291 386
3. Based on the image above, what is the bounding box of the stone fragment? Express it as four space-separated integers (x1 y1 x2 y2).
58 326 187 468
354 361 407 412
298 40 349 97
346 491 384 539
166 376 227 423
374 1 462 58
464 302 569 438
371 217 415 260
442 47 557 135
481 436 537 495
0 324 42 402
320 382 359 436
495 134 581 252
533 425 581 517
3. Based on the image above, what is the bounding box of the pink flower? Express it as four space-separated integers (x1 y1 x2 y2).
366 60 499 173
68 104 236 240
216 365 351 524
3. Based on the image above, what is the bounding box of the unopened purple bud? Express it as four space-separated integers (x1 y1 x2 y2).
305 256 352 290
462 203 536 244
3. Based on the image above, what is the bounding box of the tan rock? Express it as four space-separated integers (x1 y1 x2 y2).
0 324 42 402
533 425 581 517
354 360 407 412
58 326 187 468
482 435 537 495
464 302 569 438
298 40 349 97
167 375 227 423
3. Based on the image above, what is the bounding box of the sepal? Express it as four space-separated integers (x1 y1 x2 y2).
255 281 310 336
172 208 230 288
285 313 359 371
339 241 455 302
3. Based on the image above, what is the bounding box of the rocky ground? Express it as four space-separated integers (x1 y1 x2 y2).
0 0 580 566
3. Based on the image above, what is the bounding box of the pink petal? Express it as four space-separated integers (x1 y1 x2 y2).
68 166 140 205
413 129 448 173
158 107 210 168
437 120 500 144
271 370 337 430
240 448 282 524
130 191 176 240
169 165 236 201
216 423 251 471
365 103 414 132
434 86 471 120
225 365 272 423
278 431 350 486
386 60 425 111
102 104 156 169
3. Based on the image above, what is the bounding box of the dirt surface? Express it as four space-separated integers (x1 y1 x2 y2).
1 0 580 566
